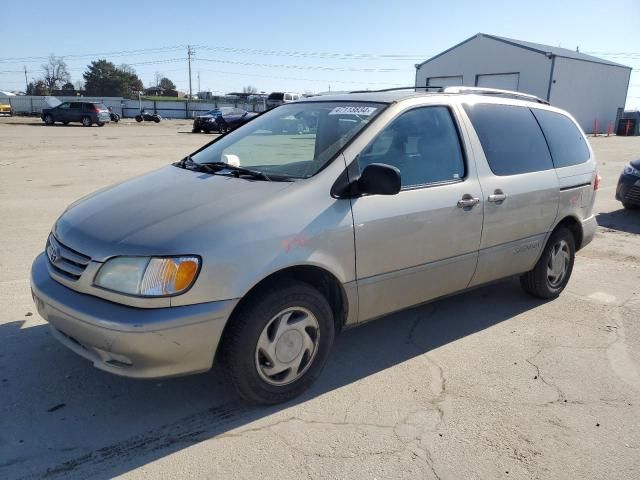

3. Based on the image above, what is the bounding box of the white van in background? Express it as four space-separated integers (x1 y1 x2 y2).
266 92 302 109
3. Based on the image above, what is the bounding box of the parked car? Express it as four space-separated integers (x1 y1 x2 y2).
108 107 120 123
266 91 302 109
0 101 12 116
41 101 110 127
192 108 258 134
135 110 161 123
615 158 640 209
31 87 598 405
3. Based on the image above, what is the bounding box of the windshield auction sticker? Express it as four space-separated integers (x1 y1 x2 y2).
329 106 377 116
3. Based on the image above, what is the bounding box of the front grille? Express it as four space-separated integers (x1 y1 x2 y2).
625 186 640 204
46 235 91 280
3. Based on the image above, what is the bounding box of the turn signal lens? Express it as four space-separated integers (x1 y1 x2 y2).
140 257 200 296
594 170 601 191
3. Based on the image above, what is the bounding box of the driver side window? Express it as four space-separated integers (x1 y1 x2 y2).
58 103 70 109
358 106 465 189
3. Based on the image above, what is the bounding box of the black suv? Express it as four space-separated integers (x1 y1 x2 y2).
41 101 111 127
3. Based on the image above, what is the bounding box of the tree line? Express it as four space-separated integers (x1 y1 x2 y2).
27 54 176 98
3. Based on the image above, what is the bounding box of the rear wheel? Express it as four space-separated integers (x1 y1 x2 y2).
520 227 575 299
97 122 105 127
43 114 54 125
153 117 160 123
81 116 92 127
622 202 638 210
192 128 201 133
223 282 335 405
135 115 143 122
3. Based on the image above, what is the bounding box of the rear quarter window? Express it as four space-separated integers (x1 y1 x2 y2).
531 109 590 168
464 103 553 176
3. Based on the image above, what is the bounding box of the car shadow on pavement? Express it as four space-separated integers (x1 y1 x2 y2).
596 209 640 234
0 277 546 480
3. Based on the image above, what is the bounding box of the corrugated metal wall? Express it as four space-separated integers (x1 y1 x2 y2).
549 58 631 133
416 35 552 100
4 96 266 118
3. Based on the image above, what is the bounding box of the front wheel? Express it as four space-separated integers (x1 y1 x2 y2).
97 122 105 127
43 114 54 125
81 116 92 127
622 202 638 210
520 227 575 299
223 282 335 405
135 115 143 122
218 122 228 134
153 117 160 123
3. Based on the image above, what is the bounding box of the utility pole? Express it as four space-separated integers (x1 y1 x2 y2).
197 71 200 94
24 65 28 92
187 45 194 100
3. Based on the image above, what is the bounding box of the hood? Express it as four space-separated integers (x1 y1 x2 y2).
630 158 640 169
54 165 293 261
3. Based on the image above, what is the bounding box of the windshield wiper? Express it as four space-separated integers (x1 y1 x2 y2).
175 156 275 182
202 161 273 182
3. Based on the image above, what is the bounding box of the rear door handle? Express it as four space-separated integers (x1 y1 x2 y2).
457 194 480 209
487 189 507 203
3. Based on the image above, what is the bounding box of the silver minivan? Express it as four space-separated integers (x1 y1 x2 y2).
31 87 598 404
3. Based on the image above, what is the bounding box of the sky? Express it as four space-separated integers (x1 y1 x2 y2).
0 0 638 108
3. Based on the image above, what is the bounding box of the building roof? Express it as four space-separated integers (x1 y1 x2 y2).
416 33 631 70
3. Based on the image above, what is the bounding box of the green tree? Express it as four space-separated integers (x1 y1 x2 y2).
61 82 75 91
26 80 49 95
83 59 143 98
159 77 176 91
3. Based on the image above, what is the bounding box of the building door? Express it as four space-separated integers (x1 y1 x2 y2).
426 75 463 88
476 73 520 90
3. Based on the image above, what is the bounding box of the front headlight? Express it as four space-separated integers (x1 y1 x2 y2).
94 256 200 297
623 164 640 177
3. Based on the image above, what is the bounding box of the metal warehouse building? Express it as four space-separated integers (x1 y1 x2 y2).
415 33 632 133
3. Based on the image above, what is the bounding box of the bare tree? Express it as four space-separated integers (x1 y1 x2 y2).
119 64 136 75
41 54 70 92
74 80 85 91
243 85 258 94
154 71 163 87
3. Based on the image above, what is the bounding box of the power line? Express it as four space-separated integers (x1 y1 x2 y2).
197 57 402 72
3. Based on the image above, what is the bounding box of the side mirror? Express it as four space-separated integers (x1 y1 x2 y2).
357 163 401 196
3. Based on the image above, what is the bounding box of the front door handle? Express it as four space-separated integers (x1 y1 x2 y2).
488 189 507 203
457 194 480 209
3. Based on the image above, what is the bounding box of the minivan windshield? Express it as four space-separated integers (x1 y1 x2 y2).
191 102 385 179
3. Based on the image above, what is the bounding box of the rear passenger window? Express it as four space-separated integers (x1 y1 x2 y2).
464 104 553 176
531 109 590 168
359 106 465 188
70 102 82 109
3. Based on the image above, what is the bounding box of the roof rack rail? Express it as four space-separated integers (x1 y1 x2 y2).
348 86 442 94
442 86 550 105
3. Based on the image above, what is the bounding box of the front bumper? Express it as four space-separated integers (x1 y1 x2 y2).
30 253 237 378
616 174 640 206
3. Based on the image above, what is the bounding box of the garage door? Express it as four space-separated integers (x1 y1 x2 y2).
426 76 463 87
476 73 520 90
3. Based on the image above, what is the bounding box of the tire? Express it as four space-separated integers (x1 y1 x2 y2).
520 227 575 299
81 116 92 127
153 117 160 123
192 128 201 133
219 122 228 134
622 202 639 210
223 282 335 405
135 115 143 123
202 126 211 134
97 122 105 127
62 121 69 125
43 114 54 125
